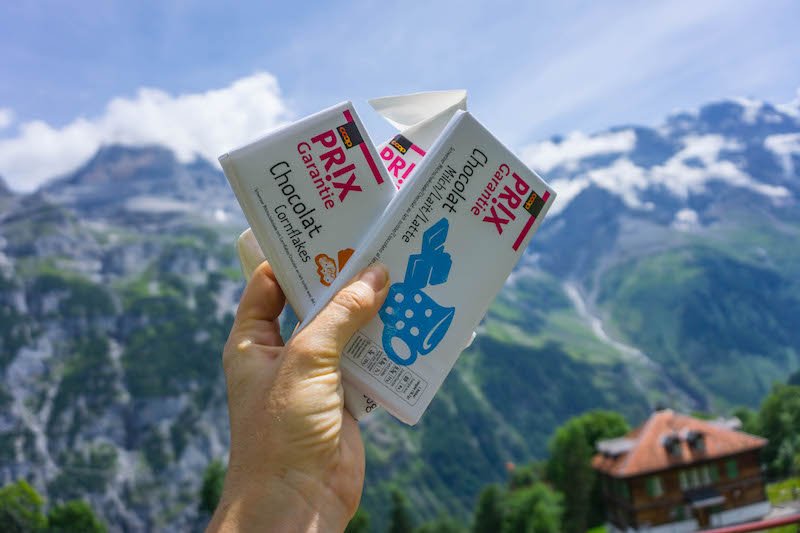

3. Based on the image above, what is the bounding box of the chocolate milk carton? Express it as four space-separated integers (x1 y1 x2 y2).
298 111 556 425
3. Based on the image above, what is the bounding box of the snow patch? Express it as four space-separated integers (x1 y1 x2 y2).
672 208 700 231
732 97 763 124
584 158 651 209
765 132 800 176
213 208 229 222
775 88 800 119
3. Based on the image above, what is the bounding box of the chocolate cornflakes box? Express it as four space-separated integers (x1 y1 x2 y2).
219 102 394 419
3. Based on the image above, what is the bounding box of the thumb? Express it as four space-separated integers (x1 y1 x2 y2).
236 228 266 282
289 263 389 372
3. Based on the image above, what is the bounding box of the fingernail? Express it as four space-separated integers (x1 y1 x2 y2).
237 229 265 281
359 263 388 292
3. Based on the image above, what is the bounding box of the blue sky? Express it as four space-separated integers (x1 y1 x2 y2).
1 0 799 190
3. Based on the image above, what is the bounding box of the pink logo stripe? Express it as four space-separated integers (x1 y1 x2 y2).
343 109 384 185
512 215 536 251
512 190 551 251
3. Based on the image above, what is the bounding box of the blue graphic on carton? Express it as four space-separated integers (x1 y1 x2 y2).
379 218 455 365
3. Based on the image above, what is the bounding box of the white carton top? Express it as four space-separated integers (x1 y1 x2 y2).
372 90 467 189
298 110 557 425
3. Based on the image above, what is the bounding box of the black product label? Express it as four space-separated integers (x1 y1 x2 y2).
337 121 364 149
389 134 412 155
524 191 546 217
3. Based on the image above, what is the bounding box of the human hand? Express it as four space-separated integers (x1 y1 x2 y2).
207 253 389 532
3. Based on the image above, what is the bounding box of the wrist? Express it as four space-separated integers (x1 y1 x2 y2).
207 471 351 533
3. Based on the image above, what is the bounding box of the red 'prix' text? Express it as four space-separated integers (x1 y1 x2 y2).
472 164 531 235
297 129 364 208
380 147 416 187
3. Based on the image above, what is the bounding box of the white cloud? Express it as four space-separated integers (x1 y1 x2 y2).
124 196 193 214
584 158 651 209
521 130 636 174
650 135 789 200
0 72 292 191
542 133 791 215
547 177 590 216
0 108 13 130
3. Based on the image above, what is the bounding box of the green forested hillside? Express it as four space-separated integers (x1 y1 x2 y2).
598 223 800 409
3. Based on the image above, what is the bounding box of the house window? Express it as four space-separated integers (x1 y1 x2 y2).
679 466 717 490
671 505 686 521
663 434 682 457
646 475 664 498
609 479 631 502
620 480 630 501
701 465 712 486
687 430 706 452
726 459 739 479
690 468 701 487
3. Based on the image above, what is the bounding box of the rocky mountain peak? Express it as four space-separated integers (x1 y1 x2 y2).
56 144 181 189
0 175 13 197
666 98 800 140
38 144 238 224
530 91 800 230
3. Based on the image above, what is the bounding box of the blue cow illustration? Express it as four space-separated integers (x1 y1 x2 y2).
379 218 455 365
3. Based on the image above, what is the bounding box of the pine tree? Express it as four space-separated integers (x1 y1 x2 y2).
0 480 47 532
501 482 562 533
199 459 226 515
759 383 800 477
47 500 107 532
472 484 504 533
546 410 629 532
415 514 465 533
0 480 106 533
388 488 414 533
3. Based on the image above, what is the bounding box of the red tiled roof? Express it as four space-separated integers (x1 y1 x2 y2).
592 410 767 478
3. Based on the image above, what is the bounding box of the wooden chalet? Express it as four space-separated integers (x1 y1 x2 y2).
592 409 769 532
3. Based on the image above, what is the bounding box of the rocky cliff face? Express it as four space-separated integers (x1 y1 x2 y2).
0 149 244 530
0 94 798 531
